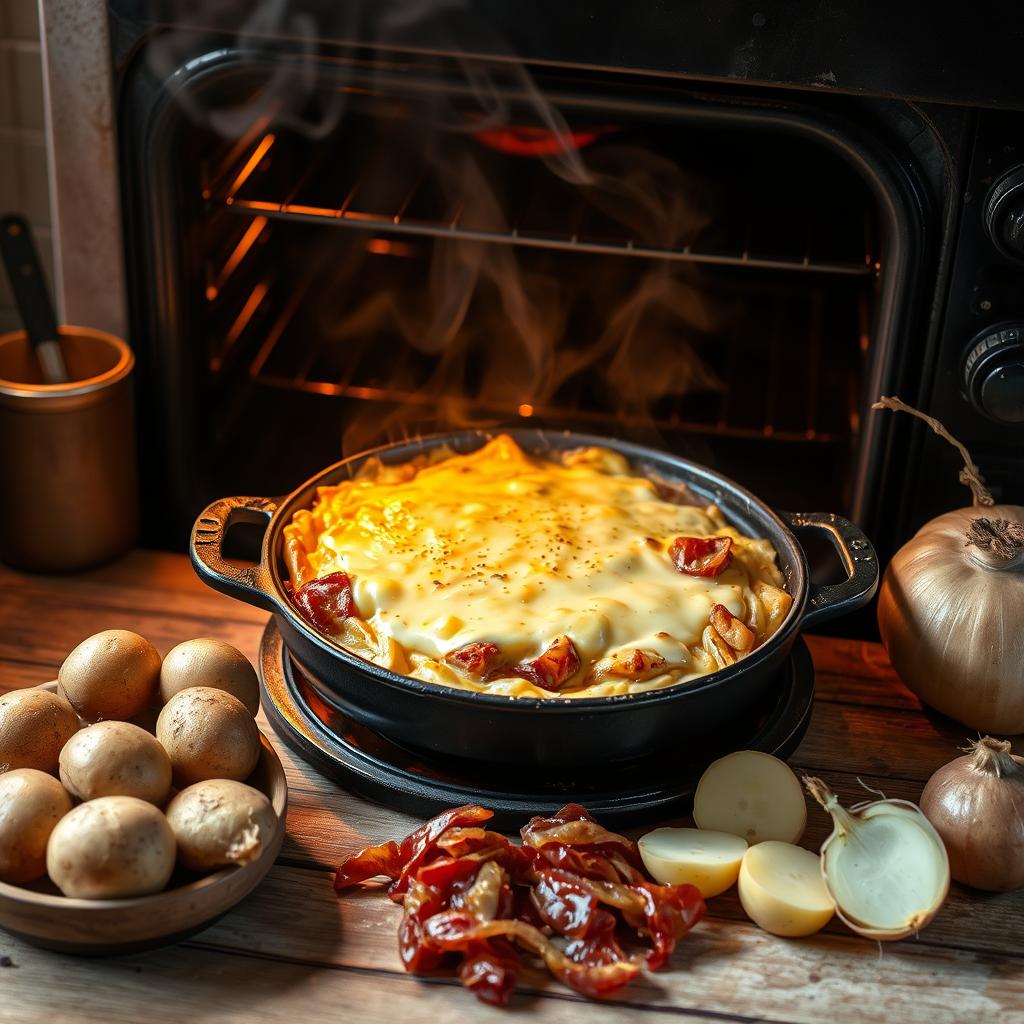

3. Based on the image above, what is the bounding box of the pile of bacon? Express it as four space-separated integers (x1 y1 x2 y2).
334 803 705 1006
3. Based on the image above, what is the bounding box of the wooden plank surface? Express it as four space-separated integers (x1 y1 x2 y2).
0 551 1022 1024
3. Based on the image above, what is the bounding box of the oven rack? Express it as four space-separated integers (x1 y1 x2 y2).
210 134 876 279
224 277 865 446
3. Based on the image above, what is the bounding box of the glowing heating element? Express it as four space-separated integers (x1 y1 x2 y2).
283 436 791 698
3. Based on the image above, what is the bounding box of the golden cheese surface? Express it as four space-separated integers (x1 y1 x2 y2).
283 436 789 698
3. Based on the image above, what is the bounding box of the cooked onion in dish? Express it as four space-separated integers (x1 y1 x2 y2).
283 436 792 698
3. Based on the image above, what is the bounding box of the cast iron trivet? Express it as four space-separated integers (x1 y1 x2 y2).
259 619 814 828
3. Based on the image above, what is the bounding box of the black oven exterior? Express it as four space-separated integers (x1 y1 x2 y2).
110 1 1024 571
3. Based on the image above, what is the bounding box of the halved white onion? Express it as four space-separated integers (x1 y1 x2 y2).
805 776 950 940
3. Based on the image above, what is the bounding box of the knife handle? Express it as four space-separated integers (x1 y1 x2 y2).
0 213 68 383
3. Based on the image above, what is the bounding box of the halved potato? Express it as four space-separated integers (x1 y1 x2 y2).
693 750 807 845
738 841 834 937
639 826 747 897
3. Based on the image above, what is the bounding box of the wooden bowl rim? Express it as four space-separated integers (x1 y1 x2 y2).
0 682 288 913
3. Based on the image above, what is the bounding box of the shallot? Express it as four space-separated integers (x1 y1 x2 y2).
920 737 1024 892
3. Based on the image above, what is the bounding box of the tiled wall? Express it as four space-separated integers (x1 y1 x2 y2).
0 0 53 334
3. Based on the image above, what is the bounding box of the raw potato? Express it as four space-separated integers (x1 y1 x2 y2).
693 750 807 845
0 688 79 774
156 687 261 786
166 779 277 872
46 795 176 899
160 638 260 716
59 720 172 805
0 769 73 883
738 841 835 937
58 630 161 722
639 827 747 897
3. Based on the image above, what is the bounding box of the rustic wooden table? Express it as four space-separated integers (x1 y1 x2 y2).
1 550 1021 1023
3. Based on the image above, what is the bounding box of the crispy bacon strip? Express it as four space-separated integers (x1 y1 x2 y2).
501 635 580 692
446 641 502 676
600 648 668 680
521 803 647 882
630 881 707 970
334 804 493 892
533 869 705 971
435 827 536 883
458 940 521 1006
710 603 755 653
423 912 643 1000
530 867 600 938
564 906 628 968
669 535 733 577
290 571 355 635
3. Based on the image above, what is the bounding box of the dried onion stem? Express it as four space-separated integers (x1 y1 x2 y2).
871 396 994 507
966 518 1024 561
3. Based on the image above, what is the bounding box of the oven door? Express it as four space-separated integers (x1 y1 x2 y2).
118 46 929 559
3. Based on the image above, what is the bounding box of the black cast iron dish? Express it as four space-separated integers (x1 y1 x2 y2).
191 430 878 767
256 616 815 828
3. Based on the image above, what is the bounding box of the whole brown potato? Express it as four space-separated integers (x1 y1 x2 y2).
0 768 73 883
59 630 161 722
166 779 277 872
59 721 172 805
47 796 176 899
156 687 260 786
0 688 79 774
160 639 260 716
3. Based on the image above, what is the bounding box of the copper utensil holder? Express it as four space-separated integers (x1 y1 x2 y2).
0 326 138 571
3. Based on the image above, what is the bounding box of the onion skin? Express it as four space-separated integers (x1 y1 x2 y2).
877 506 1024 734
920 737 1024 892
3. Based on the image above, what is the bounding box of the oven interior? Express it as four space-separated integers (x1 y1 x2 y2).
128 57 889 548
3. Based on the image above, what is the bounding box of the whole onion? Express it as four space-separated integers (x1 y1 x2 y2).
920 737 1024 892
874 397 1024 733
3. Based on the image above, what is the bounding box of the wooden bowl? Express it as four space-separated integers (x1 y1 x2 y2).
0 683 288 955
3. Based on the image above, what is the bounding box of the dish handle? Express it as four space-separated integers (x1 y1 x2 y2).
190 496 281 614
781 512 879 628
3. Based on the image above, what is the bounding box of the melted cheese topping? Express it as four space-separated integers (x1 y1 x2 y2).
283 436 790 698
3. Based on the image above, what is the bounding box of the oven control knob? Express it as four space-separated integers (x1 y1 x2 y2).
984 167 1024 260
963 324 1024 423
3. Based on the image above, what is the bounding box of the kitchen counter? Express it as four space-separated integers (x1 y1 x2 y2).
1 550 1021 1024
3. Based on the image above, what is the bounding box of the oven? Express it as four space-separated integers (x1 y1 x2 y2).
44 2 1024 573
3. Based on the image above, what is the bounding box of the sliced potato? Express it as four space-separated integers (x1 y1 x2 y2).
693 750 806 845
638 826 747 897
738 840 834 937
754 581 793 636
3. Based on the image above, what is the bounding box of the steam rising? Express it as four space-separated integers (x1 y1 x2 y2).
321 111 723 453
155 0 723 454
